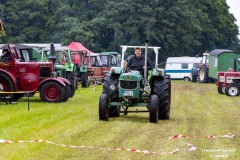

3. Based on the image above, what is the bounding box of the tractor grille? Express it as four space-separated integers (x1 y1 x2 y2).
120 80 137 89
40 65 51 79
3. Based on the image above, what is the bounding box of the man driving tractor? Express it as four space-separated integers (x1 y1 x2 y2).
126 47 152 77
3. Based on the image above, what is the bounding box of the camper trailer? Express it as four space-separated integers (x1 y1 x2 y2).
165 56 202 81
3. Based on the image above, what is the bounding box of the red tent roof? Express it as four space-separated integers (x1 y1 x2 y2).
67 42 93 54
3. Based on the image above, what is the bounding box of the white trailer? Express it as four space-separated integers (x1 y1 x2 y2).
165 56 202 81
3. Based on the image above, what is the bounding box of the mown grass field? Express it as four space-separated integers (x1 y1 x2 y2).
0 81 239 160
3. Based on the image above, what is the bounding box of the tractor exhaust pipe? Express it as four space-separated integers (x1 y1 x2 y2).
144 40 148 90
48 43 56 65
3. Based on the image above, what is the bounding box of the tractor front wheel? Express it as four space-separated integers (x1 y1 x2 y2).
149 95 159 123
99 94 109 121
217 83 225 94
40 81 65 102
225 83 240 96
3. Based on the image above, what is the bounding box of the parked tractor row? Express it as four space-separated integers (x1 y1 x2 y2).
0 44 71 103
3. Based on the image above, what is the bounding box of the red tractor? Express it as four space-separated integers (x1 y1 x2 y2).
0 44 71 103
216 58 240 96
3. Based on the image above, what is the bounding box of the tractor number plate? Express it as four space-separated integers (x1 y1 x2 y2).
123 90 133 96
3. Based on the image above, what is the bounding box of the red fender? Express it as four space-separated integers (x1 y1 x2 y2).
55 77 71 85
38 78 67 91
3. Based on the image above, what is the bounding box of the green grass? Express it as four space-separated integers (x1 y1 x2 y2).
0 81 239 160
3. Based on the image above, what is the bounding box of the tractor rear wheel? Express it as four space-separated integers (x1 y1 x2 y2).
99 94 109 121
152 75 171 120
0 73 23 102
217 83 225 94
225 83 240 96
199 66 209 83
149 95 159 123
191 67 198 82
66 72 76 97
62 83 71 102
40 81 65 102
81 72 88 88
102 73 118 101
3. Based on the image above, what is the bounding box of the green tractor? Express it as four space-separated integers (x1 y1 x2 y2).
41 45 77 97
99 41 171 123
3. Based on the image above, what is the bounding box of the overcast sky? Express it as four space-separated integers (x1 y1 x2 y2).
226 0 240 38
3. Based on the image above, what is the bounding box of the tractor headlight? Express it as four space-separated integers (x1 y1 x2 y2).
126 74 131 80
110 84 115 90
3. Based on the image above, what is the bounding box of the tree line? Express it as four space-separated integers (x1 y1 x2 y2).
0 0 239 62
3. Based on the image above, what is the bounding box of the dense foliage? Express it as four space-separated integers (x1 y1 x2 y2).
0 0 239 61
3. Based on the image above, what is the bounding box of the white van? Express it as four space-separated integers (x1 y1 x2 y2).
165 56 202 81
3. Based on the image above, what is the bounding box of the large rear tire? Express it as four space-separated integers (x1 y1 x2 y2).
66 72 76 97
149 95 159 123
40 81 65 102
152 75 171 120
199 66 209 83
62 83 71 102
99 94 109 121
102 73 119 101
0 73 23 102
225 83 240 96
191 74 197 82
191 67 198 82
81 72 88 88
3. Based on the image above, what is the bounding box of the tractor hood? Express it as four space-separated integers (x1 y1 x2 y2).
119 72 143 81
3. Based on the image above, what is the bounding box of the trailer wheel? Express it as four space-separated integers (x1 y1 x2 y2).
0 73 23 102
40 81 65 102
102 73 119 101
81 72 88 88
151 75 171 120
217 83 225 94
99 94 109 121
225 83 240 96
149 95 159 123
184 77 190 81
66 72 76 97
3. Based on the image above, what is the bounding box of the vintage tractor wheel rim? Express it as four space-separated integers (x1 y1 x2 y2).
229 87 238 96
199 69 204 80
45 87 59 99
